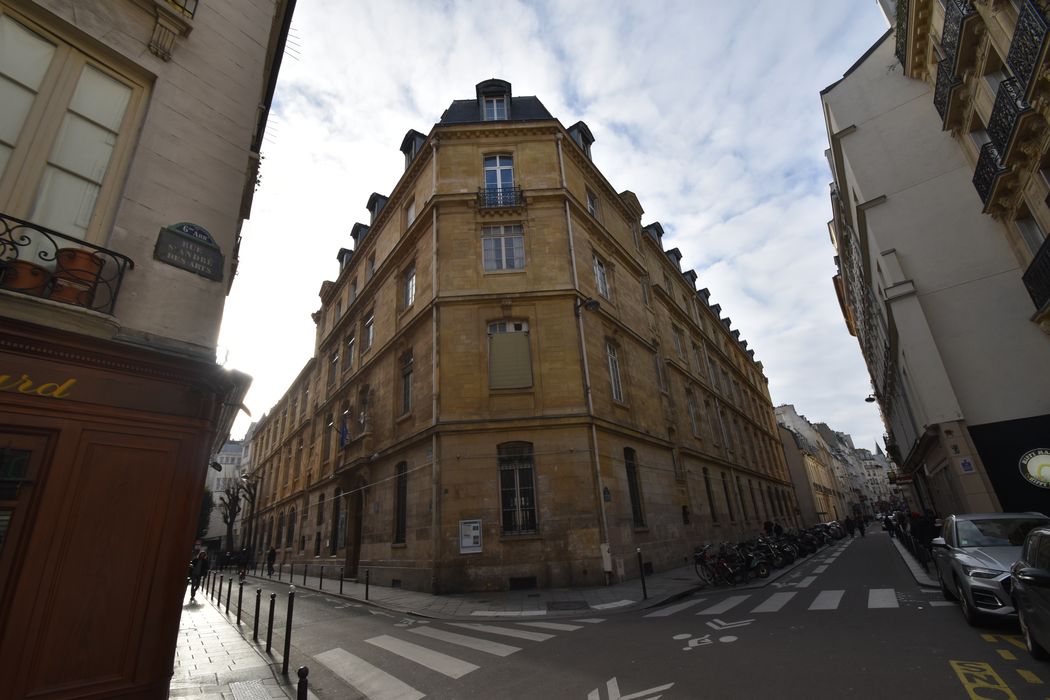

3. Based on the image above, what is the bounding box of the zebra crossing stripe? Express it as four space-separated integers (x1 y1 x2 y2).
408 625 521 657
572 618 606 623
365 635 479 678
751 592 796 613
809 590 844 610
813 565 828 573
868 589 899 609
696 595 750 615
796 576 817 588
448 622 554 642
315 647 424 700
644 597 707 618
517 621 583 631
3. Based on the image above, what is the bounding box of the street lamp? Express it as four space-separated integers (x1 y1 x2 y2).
864 395 876 403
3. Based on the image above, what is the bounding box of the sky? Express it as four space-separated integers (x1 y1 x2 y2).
218 0 892 451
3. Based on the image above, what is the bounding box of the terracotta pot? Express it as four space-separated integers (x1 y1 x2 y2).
48 278 95 307
55 247 103 284
0 259 51 296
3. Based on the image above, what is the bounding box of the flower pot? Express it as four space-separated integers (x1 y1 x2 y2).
48 277 96 307
55 247 103 284
0 259 51 296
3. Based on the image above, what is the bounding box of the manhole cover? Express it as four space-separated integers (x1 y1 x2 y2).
547 601 589 611
230 680 271 700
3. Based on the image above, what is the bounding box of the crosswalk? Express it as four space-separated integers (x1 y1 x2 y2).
643 588 921 617
315 617 605 698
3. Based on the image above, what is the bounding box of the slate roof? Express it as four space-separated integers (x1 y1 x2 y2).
439 96 555 125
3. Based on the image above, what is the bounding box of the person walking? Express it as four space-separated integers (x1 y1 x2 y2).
188 550 209 602
844 515 856 538
266 546 277 577
884 514 895 538
857 516 866 538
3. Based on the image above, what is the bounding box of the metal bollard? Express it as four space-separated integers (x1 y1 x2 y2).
339 567 344 595
253 588 261 642
365 569 370 601
237 581 244 625
265 592 276 653
218 575 224 606
282 587 295 676
278 563 283 582
319 566 324 591
303 563 307 586
637 548 648 600
226 578 233 613
297 666 309 700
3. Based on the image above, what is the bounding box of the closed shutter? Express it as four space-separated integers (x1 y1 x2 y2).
489 331 532 388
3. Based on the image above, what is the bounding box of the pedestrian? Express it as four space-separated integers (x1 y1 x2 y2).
266 546 277 577
857 516 866 538
844 515 856 538
188 550 209 602
884 514 895 538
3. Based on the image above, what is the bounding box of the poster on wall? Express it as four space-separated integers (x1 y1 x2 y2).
459 519 482 554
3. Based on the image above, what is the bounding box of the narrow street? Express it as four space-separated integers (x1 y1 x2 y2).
209 531 1048 699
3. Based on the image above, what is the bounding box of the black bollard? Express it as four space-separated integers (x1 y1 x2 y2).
226 578 233 613
303 563 307 586
265 592 276 653
297 666 309 700
237 581 244 625
637 548 648 600
365 569 370 601
282 587 295 676
253 588 261 642
339 567 344 595
218 575 224 606
278 563 282 582
319 566 324 591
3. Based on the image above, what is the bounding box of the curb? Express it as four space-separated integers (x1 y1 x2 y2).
889 537 940 589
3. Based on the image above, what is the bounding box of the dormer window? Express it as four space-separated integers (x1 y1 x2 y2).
484 96 507 120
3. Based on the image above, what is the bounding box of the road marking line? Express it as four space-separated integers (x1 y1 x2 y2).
949 660 1017 700
315 647 424 700
751 592 796 613
813 565 828 574
695 595 750 615
1017 669 1042 684
408 626 520 657
572 618 606 623
809 590 844 610
868 589 898 609
796 576 817 588
645 598 707 618
469 610 547 616
981 634 1028 651
592 599 635 610
448 622 554 642
365 635 478 678
517 621 582 631
997 649 1017 661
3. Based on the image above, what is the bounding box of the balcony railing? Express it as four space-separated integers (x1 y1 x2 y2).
1022 233 1050 311
0 213 134 314
972 142 1006 206
895 0 910 67
1007 0 1049 97
987 76 1031 155
477 187 524 209
934 59 962 121
942 0 976 72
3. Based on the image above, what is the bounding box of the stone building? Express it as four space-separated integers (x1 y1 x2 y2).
776 404 852 524
248 79 798 594
821 0 1050 516
0 1 294 697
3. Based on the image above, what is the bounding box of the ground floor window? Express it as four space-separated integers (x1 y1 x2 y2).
498 442 537 535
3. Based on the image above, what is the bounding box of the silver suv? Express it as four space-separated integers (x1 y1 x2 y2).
931 512 1049 626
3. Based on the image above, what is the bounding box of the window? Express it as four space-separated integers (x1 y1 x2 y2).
483 154 514 197
400 350 413 415
294 437 303 480
363 311 375 351
607 341 623 402
287 507 296 548
322 413 333 462
736 476 748 520
276 512 285 548
498 442 537 535
586 189 600 218
703 468 719 523
641 276 651 306
328 351 339 388
692 344 705 377
672 326 684 357
394 462 407 544
340 401 351 448
366 253 376 280
1016 215 1047 256
344 335 355 374
488 321 532 389
349 279 358 303
624 448 645 527
483 96 507 121
334 489 346 552
722 473 735 521
317 492 325 526
686 389 700 436
402 264 416 308
405 199 416 227
0 15 147 243
593 255 610 298
482 224 525 271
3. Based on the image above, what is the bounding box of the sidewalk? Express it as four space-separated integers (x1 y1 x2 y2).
170 587 294 700
888 532 939 589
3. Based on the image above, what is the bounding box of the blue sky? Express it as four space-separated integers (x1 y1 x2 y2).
219 0 892 449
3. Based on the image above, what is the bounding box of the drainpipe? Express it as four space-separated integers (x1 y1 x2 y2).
430 143 441 592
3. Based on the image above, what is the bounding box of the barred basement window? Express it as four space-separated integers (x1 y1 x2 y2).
498 442 537 535
488 321 532 389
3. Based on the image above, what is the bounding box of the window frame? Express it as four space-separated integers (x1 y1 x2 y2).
402 263 416 309
363 311 375 352
488 320 533 390
624 448 645 528
481 223 526 271
606 341 624 402
498 442 538 535
483 96 507 121
593 254 610 298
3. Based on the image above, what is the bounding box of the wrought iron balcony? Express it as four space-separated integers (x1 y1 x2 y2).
1022 233 1050 311
942 0 977 70
972 142 1006 206
0 213 134 314
1007 0 1049 97
477 186 524 209
987 77 1031 155
934 59 962 121
895 0 910 67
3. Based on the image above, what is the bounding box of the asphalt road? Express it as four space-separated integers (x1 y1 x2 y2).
231 531 1049 699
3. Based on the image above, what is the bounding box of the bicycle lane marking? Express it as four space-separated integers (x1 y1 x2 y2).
949 660 1017 699
643 597 707 618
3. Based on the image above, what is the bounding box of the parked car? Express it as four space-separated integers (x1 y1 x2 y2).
1011 526 1050 660
931 512 1050 626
